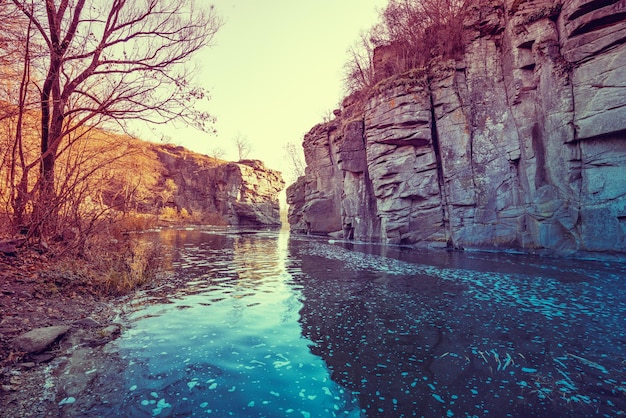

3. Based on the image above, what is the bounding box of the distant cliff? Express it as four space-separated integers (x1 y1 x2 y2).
107 143 285 227
287 0 626 257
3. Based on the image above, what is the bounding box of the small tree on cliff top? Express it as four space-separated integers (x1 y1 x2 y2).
344 0 472 93
3 0 222 238
283 141 305 185
233 133 252 161
343 30 376 95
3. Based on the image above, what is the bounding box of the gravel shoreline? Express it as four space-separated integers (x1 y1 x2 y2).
0 254 125 416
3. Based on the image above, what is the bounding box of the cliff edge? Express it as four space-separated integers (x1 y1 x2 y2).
106 144 285 227
287 0 626 257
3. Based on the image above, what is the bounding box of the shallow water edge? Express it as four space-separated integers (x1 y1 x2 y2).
48 227 626 417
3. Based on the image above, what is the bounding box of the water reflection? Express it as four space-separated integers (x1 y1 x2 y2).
57 228 626 417
291 238 626 417
81 228 360 417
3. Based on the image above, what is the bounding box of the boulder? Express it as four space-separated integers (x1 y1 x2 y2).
13 325 71 353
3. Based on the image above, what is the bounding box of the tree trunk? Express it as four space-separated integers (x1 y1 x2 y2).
34 0 67 232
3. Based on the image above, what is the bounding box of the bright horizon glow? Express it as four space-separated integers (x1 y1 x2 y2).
133 0 387 184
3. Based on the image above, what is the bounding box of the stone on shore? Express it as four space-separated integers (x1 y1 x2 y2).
13 325 71 354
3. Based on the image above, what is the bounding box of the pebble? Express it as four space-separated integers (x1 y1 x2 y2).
19 362 36 369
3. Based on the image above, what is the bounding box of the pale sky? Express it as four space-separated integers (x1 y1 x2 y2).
137 0 387 182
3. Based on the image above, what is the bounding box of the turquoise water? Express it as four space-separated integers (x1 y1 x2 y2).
73 228 626 417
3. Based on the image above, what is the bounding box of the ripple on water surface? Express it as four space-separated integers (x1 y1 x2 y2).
90 229 361 417
61 229 626 417
296 240 626 417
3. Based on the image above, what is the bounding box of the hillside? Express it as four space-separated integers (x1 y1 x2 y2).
0 119 285 233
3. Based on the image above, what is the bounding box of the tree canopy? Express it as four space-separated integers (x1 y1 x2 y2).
0 0 222 242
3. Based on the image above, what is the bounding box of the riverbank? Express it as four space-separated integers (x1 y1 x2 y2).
0 246 148 416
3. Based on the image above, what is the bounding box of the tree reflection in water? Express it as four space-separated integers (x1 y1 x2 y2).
55 229 625 417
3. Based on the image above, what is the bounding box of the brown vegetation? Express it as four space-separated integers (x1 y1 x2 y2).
0 4 223 373
344 0 474 93
0 0 221 247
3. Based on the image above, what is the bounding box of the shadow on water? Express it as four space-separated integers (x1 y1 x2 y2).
290 237 626 417
54 228 626 417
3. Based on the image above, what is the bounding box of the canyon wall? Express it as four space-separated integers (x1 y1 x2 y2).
287 0 626 256
117 144 284 227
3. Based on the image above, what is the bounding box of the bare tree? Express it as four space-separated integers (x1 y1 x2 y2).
233 133 252 161
0 3 39 230
209 147 226 161
343 0 472 94
3 0 222 238
343 30 377 94
283 141 305 184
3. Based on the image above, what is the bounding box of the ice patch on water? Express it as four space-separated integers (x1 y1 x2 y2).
274 353 291 368
151 398 171 416
95 230 625 417
301 242 613 321
58 397 76 406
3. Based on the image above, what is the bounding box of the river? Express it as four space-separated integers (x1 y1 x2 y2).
56 227 626 417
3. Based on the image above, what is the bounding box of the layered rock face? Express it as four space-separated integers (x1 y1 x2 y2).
145 146 284 227
287 0 626 256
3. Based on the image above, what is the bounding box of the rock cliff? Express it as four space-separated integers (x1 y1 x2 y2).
287 0 626 256
112 144 285 227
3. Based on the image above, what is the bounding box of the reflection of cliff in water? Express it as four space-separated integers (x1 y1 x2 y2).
232 230 282 283
291 242 468 416
150 228 288 321
290 239 626 417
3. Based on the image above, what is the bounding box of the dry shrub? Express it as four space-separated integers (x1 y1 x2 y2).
373 0 471 62
40 213 166 296
344 0 473 94
112 213 158 233
179 208 191 219
96 238 164 295
81 233 164 296
40 243 162 296
159 206 179 219
84 213 166 295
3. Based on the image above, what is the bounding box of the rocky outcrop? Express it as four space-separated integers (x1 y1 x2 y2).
285 174 307 233
287 0 626 257
107 144 285 227
153 147 285 227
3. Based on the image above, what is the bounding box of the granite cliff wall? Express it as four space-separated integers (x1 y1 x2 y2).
287 0 626 256
120 144 285 227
